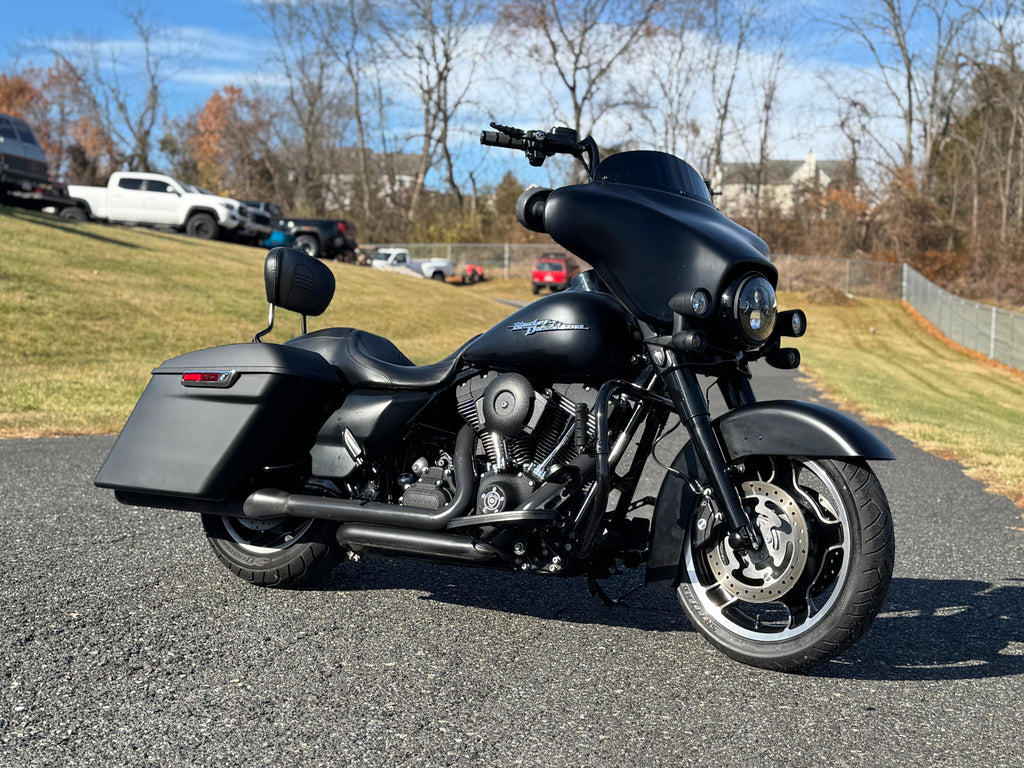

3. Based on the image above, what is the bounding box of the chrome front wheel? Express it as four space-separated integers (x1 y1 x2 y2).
677 457 894 672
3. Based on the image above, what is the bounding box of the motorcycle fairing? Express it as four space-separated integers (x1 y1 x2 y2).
543 152 775 329
645 400 894 590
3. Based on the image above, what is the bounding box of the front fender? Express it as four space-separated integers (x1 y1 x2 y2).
644 400 893 590
716 400 893 462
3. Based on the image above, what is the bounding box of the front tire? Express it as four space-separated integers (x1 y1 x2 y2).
202 514 343 588
676 457 894 673
186 212 218 240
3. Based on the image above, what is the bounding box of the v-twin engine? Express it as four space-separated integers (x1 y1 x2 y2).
455 372 597 498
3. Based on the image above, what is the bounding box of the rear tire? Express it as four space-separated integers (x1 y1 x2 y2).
295 234 320 258
59 205 87 221
676 457 894 673
202 514 343 588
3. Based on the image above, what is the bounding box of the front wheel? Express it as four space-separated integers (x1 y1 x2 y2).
202 514 343 588
676 456 894 673
186 212 218 240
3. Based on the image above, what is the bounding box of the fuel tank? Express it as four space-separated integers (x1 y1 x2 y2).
464 290 638 383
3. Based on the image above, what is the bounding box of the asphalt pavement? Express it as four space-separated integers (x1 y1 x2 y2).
2 364 1023 767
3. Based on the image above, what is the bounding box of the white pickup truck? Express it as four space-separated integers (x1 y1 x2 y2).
370 248 454 282
66 172 260 241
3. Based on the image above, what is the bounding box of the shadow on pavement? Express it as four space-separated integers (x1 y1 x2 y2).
319 562 1024 680
819 576 1024 681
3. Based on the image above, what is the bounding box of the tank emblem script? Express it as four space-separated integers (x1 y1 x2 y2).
508 319 590 336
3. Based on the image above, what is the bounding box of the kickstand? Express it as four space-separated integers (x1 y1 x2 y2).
587 576 643 607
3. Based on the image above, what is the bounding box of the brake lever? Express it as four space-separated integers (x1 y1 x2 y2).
489 122 525 140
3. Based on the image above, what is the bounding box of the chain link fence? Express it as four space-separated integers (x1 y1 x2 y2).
363 243 577 279
364 243 1024 372
902 265 1024 371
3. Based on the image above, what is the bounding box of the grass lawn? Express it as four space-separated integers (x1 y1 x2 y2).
791 291 1024 507
0 206 514 436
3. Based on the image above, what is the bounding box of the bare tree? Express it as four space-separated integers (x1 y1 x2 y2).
744 42 789 231
380 0 489 222
309 0 382 225
702 0 758 179
828 0 972 188
630 2 708 158
251 0 356 215
43 6 197 172
497 0 663 137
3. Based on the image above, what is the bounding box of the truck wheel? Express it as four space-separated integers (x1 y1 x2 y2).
186 212 218 240
295 234 320 258
432 271 446 282
58 205 87 221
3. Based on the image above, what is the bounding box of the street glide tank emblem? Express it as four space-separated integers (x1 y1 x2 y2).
508 319 590 336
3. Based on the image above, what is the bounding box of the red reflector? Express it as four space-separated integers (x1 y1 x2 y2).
337 222 347 233
181 370 237 388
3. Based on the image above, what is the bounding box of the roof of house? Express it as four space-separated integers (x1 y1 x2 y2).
719 158 851 187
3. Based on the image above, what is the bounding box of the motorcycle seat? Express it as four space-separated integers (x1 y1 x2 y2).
285 327 467 390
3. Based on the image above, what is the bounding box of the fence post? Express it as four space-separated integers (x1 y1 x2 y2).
991 306 998 360
901 263 908 302
504 243 510 280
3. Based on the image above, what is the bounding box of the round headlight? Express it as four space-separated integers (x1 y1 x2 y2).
734 275 777 345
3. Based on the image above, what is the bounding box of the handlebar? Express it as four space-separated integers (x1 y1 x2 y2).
480 122 600 178
480 130 526 151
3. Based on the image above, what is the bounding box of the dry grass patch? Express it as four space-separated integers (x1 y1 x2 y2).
787 290 1024 507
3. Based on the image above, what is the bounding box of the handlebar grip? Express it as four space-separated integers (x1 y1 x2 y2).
481 130 526 150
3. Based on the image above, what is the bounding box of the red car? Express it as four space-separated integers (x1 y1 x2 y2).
531 253 579 294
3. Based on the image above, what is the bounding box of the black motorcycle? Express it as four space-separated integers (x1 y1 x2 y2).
96 123 895 672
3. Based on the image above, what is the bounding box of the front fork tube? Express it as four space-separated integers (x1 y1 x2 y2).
660 354 765 554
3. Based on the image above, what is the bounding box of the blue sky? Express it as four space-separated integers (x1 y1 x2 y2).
2 0 272 116
2 0 911 188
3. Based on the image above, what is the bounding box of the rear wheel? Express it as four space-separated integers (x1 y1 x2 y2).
59 205 87 221
202 514 343 588
676 456 894 673
295 234 320 258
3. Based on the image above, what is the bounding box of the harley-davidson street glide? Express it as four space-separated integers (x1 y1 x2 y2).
96 123 895 672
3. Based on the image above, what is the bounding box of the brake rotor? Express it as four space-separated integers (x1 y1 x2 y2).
705 480 809 604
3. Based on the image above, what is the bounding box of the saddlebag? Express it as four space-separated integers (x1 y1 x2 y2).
95 343 342 500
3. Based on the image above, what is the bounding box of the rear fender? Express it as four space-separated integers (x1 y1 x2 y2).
645 400 892 590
